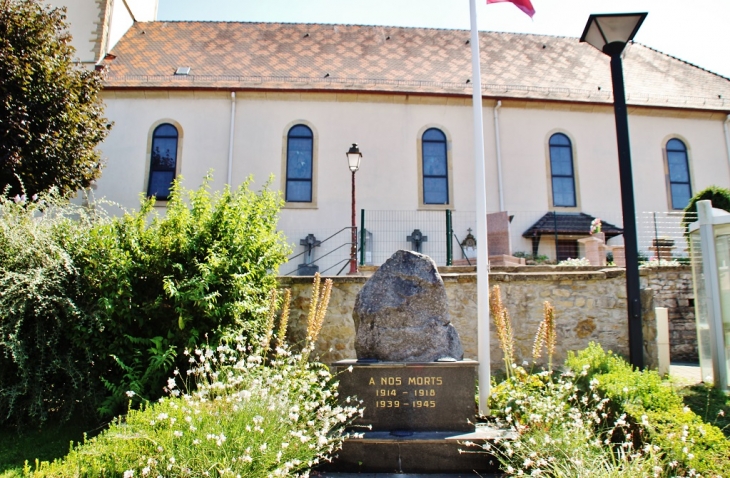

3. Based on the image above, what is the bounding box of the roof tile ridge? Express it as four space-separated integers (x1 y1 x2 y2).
141 20 582 41
631 41 730 82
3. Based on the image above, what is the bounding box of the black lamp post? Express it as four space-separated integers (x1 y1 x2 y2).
581 12 648 369
346 143 362 275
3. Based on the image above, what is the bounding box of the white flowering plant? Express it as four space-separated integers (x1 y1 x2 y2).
479 342 730 477
557 257 591 266
27 275 363 477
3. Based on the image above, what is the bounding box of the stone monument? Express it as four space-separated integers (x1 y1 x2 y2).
327 250 503 474
353 250 463 362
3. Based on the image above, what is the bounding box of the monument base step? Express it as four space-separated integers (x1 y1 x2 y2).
320 425 512 474
315 473 504 477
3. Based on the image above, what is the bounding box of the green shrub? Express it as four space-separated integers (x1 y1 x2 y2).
486 367 666 476
28 277 362 478
682 185 730 233
566 343 730 477
0 175 291 426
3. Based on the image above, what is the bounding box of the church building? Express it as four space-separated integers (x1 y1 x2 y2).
50 0 730 274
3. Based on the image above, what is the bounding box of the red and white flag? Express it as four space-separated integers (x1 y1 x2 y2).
486 0 536 18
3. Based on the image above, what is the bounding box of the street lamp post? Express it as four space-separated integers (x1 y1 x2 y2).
346 144 362 275
581 12 648 369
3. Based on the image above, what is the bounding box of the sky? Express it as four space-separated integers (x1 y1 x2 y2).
156 0 730 80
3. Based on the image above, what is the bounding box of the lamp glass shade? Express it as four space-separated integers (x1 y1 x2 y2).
346 144 362 172
580 13 647 53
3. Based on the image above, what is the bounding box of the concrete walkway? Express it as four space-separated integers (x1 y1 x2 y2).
670 362 703 384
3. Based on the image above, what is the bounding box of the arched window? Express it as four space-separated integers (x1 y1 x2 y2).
147 123 179 200
285 125 314 202
549 133 576 207
422 128 448 205
666 138 692 209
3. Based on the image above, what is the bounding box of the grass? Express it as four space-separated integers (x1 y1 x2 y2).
0 419 106 477
679 382 730 438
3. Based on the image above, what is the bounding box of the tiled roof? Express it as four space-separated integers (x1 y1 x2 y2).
102 22 730 111
522 213 623 238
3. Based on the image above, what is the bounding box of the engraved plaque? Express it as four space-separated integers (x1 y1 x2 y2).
332 360 477 432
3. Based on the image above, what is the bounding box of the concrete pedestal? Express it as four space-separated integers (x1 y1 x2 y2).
324 360 504 474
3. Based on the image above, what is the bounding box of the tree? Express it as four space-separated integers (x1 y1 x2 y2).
0 0 109 198
683 185 730 233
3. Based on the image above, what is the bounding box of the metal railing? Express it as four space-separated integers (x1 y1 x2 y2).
279 209 698 273
280 226 355 276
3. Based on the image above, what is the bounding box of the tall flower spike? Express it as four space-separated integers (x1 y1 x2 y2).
275 289 291 350
490 285 515 378
305 273 322 340
261 288 278 350
543 301 556 371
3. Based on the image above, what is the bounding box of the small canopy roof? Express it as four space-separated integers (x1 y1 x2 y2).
522 212 623 238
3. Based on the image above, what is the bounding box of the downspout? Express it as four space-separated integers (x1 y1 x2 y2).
227 92 236 185
724 114 730 181
493 100 504 211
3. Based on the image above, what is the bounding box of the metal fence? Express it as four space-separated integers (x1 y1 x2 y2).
279 226 355 276
637 211 696 261
279 209 699 275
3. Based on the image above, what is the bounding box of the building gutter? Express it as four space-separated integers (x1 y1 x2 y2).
725 114 730 182
227 91 236 185
494 100 504 211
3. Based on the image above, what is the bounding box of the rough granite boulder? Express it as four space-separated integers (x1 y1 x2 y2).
353 250 464 362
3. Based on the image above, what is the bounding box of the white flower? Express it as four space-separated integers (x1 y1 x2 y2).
126 391 136 398
142 467 150 476
124 471 134 478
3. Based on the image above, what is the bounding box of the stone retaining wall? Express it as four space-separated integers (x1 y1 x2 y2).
279 265 694 370
642 266 697 362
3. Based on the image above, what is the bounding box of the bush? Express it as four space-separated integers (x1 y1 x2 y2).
0 193 101 426
683 185 730 233
566 343 730 477
0 175 291 426
27 278 362 477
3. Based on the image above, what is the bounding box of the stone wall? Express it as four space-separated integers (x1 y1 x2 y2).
642 265 697 362
279 265 694 370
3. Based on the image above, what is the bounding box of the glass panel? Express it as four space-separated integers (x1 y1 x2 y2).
667 151 689 182
286 180 312 202
550 147 573 176
148 171 175 199
595 15 644 44
289 125 312 138
549 134 570 147
151 137 178 170
690 230 714 383
424 178 447 204
287 138 313 179
667 138 685 151
715 233 730 387
423 129 445 141
671 184 691 210
423 143 447 176
552 177 576 207
154 124 178 137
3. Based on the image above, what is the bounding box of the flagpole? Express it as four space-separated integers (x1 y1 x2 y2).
469 0 491 415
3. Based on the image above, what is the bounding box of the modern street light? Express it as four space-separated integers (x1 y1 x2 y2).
346 143 362 275
581 12 648 369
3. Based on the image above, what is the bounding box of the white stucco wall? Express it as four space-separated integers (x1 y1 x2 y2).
96 90 730 272
47 0 158 64
46 0 102 63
